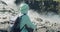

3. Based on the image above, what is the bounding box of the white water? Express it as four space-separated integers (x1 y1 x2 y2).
1 0 60 32
28 10 60 24
2 0 60 24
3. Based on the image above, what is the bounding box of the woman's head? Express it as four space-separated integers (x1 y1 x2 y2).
19 3 29 14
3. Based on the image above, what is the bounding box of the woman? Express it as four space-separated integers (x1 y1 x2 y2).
11 0 36 32
19 2 36 32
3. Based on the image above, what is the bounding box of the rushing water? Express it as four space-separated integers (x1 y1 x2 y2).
1 0 60 32
28 10 60 24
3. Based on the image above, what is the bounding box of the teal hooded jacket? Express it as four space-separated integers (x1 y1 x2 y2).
19 3 36 32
